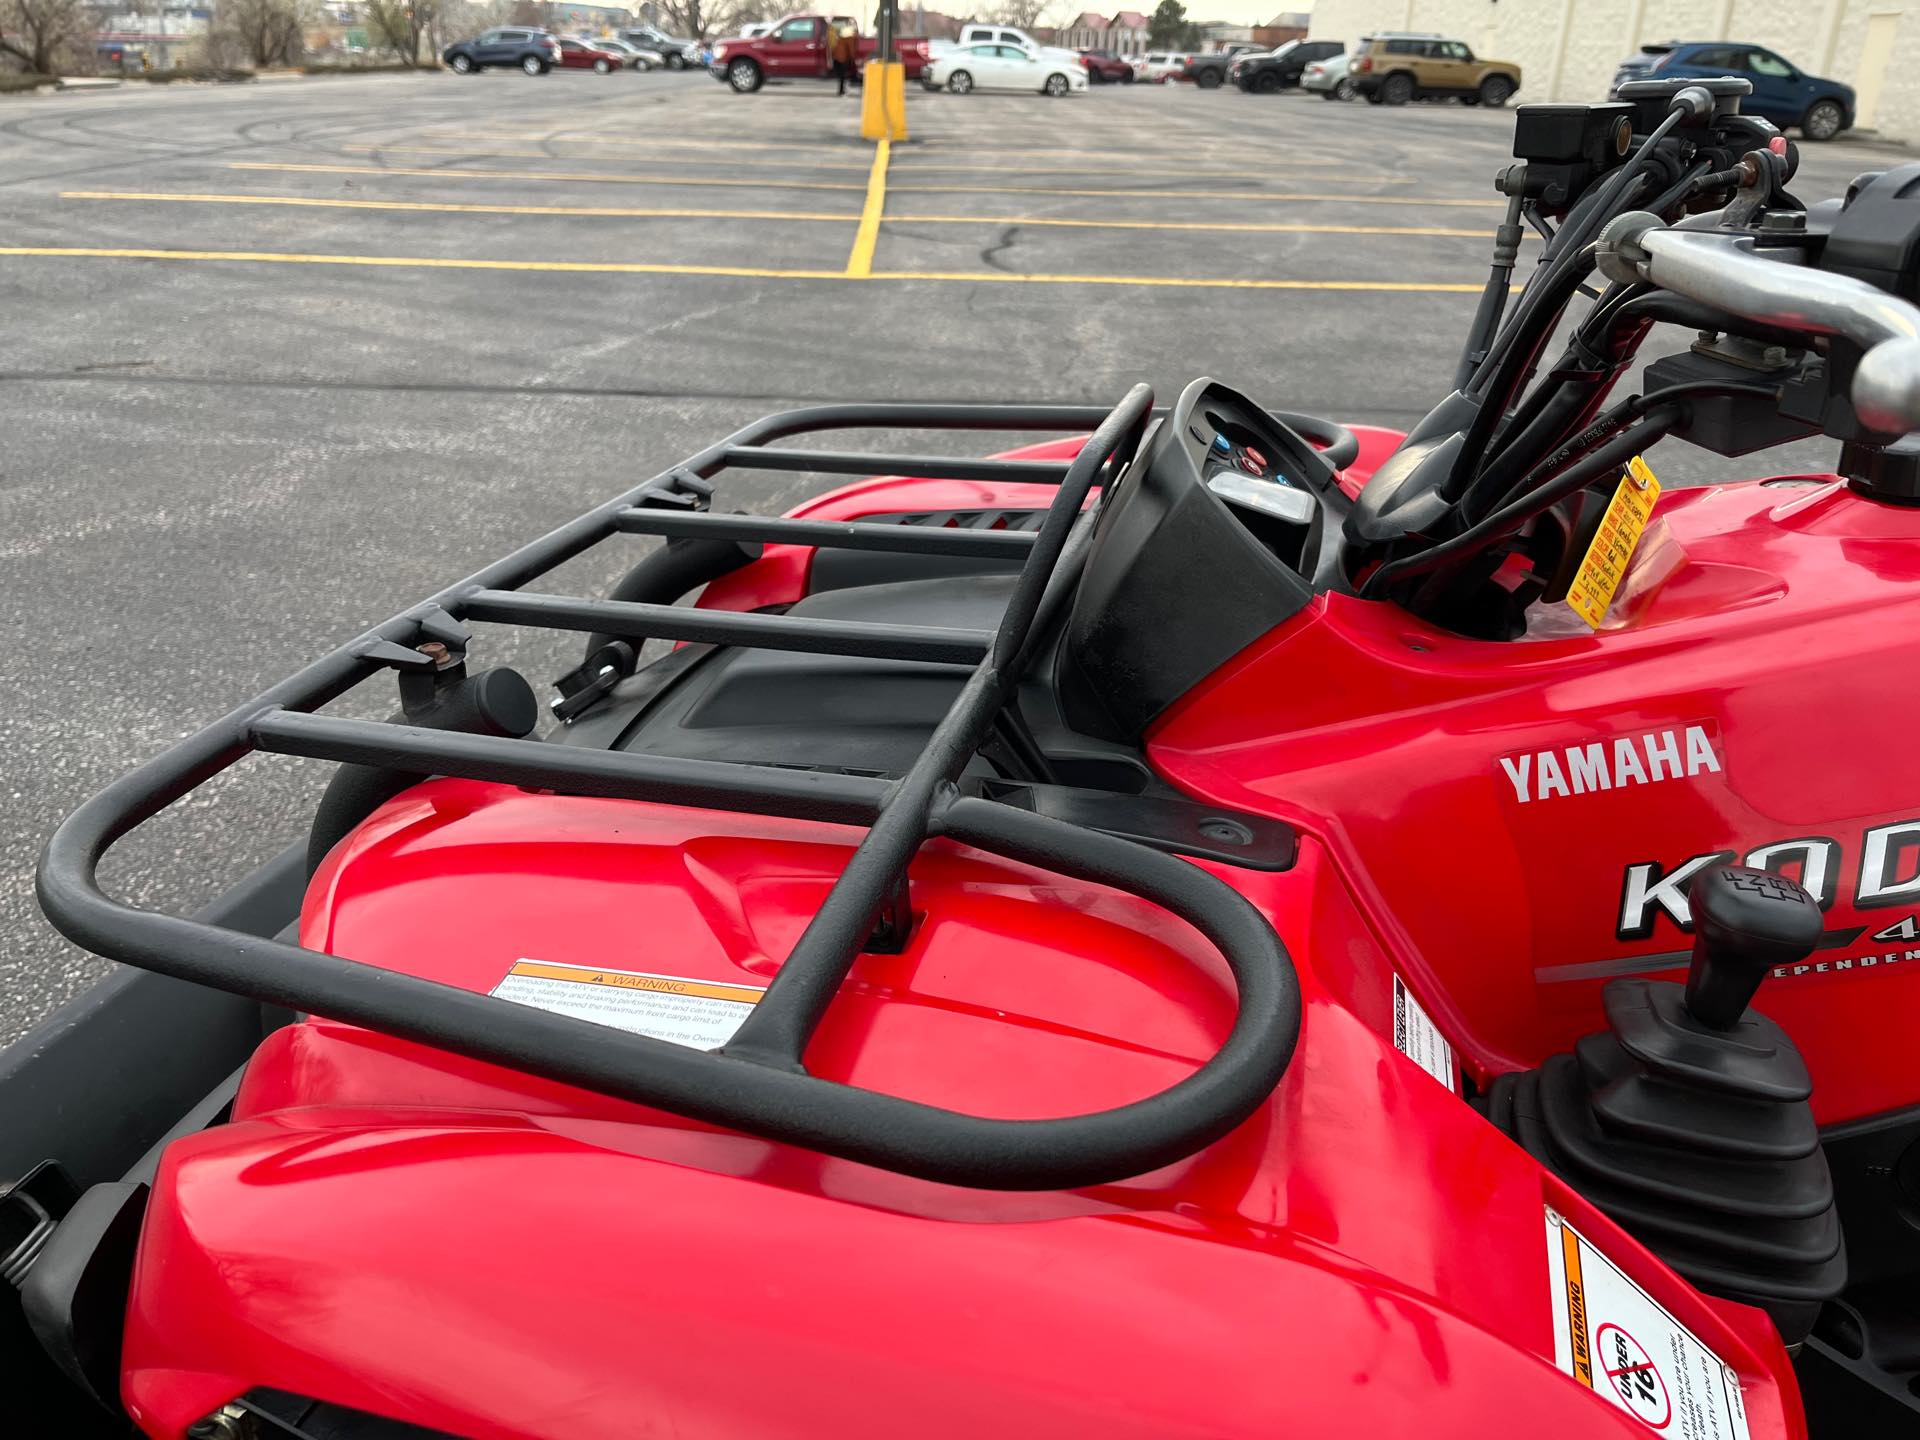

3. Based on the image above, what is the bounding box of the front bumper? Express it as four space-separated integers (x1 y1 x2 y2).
708 61 729 81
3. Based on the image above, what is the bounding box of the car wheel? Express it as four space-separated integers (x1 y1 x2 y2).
1044 72 1069 96
1196 67 1221 89
521 55 545 75
593 57 613 74
1477 75 1514 107
1334 77 1355 101
1121 69 1134 83
1802 98 1846 141
947 69 972 94
726 57 761 92
1252 71 1278 94
667 52 685 70
448 53 473 74
635 59 652 71
1381 72 1413 105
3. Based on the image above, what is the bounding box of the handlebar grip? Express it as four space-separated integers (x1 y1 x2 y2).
1597 211 1920 434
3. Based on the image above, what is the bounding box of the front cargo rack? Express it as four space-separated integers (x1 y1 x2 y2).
38 389 1302 1191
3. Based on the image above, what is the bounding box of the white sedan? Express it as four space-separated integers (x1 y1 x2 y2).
927 43 1087 96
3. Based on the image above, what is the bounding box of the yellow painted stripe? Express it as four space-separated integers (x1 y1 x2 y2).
230 162 1494 208
0 244 1486 292
364 139 1418 184
60 190 859 223
845 135 889 278
60 190 1506 240
872 270 1485 292
886 212 1515 239
0 245 848 280
890 182 1497 207
342 143 878 170
427 130 1353 166
229 161 867 193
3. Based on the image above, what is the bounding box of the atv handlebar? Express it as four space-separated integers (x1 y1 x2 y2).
1597 212 1920 434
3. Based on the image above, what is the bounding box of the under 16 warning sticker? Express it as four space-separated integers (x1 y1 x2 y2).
491 960 764 1051
1545 1209 1751 1439
1566 454 1661 629
1392 975 1457 1092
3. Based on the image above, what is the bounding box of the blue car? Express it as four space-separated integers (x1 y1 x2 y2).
1613 41 1854 141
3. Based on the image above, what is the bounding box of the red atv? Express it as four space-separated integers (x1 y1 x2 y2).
12 78 1920 1438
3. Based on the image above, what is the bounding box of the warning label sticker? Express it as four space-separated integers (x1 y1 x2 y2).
490 960 765 1051
1392 975 1457 1093
1545 1208 1752 1439
1565 453 1662 629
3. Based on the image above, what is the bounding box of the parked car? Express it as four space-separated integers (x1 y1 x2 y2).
442 28 562 75
711 15 932 93
955 22 1078 64
1301 50 1354 100
1132 51 1188 83
554 37 625 73
619 22 701 69
1612 41 1854 141
1233 38 1342 94
1349 33 1520 107
1079 49 1133 83
583 36 664 70
1179 45 1260 90
927 43 1087 97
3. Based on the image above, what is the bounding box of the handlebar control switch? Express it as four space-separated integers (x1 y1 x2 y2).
1480 865 1843 1343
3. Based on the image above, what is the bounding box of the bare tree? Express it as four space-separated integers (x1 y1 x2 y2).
991 0 1051 31
654 0 772 41
220 0 308 66
364 0 439 63
0 0 86 74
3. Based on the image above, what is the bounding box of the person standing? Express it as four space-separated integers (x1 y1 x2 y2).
831 23 860 96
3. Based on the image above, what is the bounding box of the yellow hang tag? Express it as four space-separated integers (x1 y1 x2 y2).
1564 455 1661 629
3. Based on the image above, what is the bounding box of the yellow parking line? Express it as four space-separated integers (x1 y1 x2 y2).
0 245 848 280
0 244 1486 292
370 139 1417 183
890 183 1497 207
886 213 1510 238
425 131 1354 168
57 190 1504 240
340 143 878 170
872 271 1485 292
845 136 890 278
230 161 868 193
60 190 859 223
230 162 1493 208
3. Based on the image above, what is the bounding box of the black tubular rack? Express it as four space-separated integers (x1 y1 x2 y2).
38 388 1302 1191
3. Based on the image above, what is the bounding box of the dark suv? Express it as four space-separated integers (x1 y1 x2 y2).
1233 39 1341 94
1612 41 1854 141
443 28 562 75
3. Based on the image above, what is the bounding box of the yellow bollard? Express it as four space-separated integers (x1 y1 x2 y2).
860 60 908 142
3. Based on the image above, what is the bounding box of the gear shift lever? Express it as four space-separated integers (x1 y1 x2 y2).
1481 863 1843 1341
1684 865 1824 1029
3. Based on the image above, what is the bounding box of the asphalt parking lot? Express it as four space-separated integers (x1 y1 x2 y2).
0 68 1901 1046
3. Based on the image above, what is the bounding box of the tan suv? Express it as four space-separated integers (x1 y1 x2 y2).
1349 32 1520 107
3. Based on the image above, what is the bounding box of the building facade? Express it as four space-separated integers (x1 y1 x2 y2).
1308 0 1916 143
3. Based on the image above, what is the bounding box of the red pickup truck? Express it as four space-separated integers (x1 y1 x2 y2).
709 14 931 92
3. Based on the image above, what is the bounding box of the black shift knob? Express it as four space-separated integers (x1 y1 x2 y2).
1685 865 1823 1029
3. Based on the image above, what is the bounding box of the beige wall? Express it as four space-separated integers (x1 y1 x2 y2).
1308 0 1915 143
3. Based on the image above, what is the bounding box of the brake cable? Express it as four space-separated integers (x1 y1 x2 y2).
1360 404 1687 597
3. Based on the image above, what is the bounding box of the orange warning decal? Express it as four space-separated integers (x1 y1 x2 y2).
502 960 763 1006
1561 1223 1592 1386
